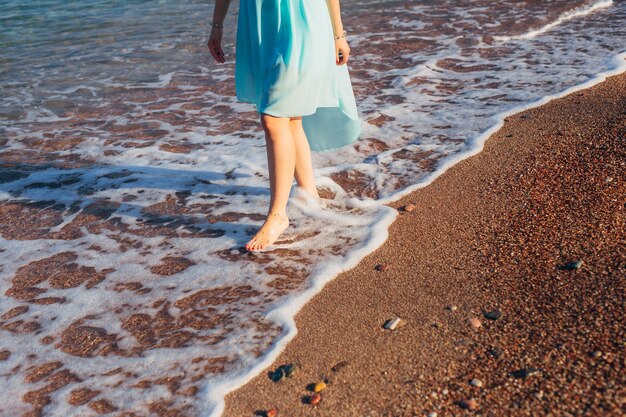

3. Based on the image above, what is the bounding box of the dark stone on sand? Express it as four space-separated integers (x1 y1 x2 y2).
483 309 502 320
487 347 503 358
269 367 285 382
374 263 389 272
331 361 349 373
282 363 297 378
560 260 583 270
269 363 297 382
510 367 541 379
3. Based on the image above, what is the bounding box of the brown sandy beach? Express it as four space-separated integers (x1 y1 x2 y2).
224 73 625 416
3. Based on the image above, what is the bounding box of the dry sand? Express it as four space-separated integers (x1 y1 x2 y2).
223 73 625 416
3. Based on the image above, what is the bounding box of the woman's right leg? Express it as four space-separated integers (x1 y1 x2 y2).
245 113 294 251
289 117 320 199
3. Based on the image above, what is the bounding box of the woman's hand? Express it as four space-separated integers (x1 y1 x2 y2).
207 28 225 63
335 37 350 65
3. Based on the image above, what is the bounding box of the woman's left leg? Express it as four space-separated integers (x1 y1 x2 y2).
290 116 320 199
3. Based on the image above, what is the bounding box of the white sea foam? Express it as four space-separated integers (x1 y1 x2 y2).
494 0 613 41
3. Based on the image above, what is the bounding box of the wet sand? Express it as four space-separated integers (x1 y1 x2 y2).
224 73 625 416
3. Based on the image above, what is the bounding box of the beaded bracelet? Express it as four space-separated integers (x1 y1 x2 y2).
211 22 224 28
334 30 347 40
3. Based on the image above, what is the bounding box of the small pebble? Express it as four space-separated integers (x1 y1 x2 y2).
282 363 297 378
428 412 438 417
469 317 482 329
313 382 327 393
483 309 501 320
429 391 438 399
591 350 602 358
447 305 458 311
488 347 503 358
605 176 613 183
469 378 483 387
375 263 389 272
309 393 322 406
534 390 544 400
459 398 478 410
270 367 285 382
266 409 277 417
511 367 541 379
331 361 349 372
562 260 583 270
401 203 417 212
441 388 449 395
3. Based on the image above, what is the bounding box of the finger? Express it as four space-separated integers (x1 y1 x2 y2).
335 46 340 65
208 45 219 62
343 49 350 64
208 41 224 63
210 45 220 62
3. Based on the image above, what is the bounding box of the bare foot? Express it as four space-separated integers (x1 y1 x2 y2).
245 212 289 251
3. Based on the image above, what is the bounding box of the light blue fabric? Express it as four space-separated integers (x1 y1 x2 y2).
235 0 362 152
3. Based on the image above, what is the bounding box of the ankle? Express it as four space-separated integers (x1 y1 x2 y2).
267 211 287 218
297 185 319 197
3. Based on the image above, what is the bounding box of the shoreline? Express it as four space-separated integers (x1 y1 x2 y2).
223 72 625 416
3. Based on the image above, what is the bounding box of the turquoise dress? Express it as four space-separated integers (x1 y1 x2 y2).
235 0 362 152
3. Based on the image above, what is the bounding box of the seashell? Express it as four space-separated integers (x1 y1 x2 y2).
400 203 416 212
313 381 326 393
265 409 277 417
384 316 403 330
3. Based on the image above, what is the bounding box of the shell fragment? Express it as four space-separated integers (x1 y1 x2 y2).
384 316 403 330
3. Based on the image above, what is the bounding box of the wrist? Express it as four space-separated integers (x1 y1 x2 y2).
333 29 347 40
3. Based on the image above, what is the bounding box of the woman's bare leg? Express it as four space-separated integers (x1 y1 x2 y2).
289 117 320 199
245 113 294 251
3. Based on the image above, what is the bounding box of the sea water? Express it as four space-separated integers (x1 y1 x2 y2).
0 0 624 416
